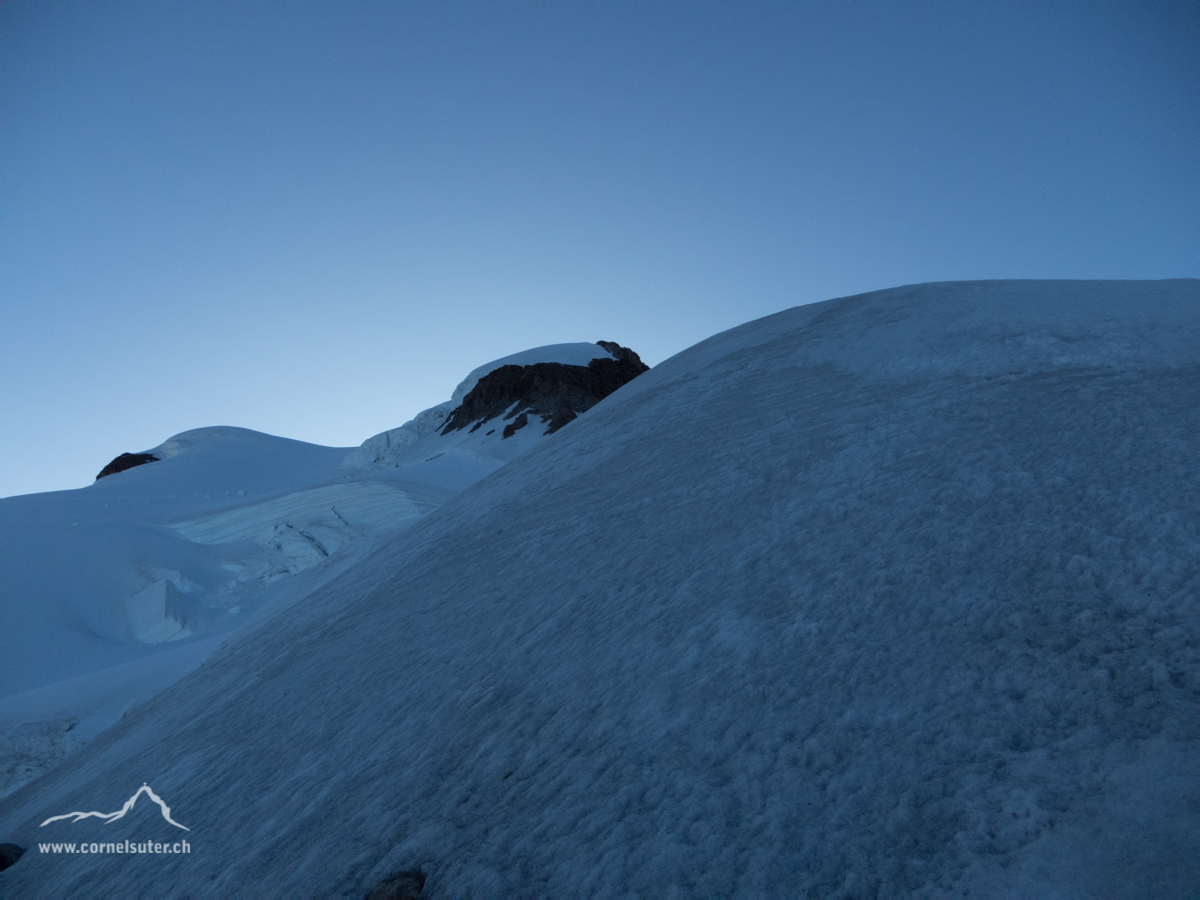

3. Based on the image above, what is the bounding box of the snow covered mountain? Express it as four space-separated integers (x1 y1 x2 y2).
1 281 1197 897
0 342 640 798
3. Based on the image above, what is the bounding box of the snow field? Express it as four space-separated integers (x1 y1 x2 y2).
0 346 618 802
1 281 1196 897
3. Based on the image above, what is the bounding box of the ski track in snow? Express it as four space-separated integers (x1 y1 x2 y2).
1 281 1197 897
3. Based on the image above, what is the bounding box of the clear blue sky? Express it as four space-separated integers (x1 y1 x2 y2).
2 1 1197 498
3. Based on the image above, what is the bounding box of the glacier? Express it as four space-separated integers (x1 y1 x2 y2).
0 344 622 799
0 282 1196 896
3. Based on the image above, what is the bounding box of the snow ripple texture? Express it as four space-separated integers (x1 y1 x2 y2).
2 280 1197 897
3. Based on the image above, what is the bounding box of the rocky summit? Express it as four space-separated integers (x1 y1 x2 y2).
95 452 160 481
439 340 649 438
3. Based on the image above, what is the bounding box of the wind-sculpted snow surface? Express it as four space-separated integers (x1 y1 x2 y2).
2 281 1197 897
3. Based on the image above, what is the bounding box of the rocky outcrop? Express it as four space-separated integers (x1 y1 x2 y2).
96 452 160 481
440 341 649 438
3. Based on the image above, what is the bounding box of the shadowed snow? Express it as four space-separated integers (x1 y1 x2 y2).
1 281 1196 896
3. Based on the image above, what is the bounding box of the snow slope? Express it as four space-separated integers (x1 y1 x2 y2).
2 281 1197 896
0 344 618 798
342 342 617 474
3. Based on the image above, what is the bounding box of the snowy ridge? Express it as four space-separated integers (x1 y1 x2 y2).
1 281 1197 897
343 342 618 472
448 342 617 405
662 278 1197 387
1 344 628 800
342 404 454 469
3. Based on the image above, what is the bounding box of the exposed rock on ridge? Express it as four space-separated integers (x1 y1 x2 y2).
440 341 649 438
96 452 160 481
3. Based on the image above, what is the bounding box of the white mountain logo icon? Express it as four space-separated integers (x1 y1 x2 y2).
40 783 190 831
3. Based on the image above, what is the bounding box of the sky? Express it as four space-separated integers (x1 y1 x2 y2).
1 0 1197 499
